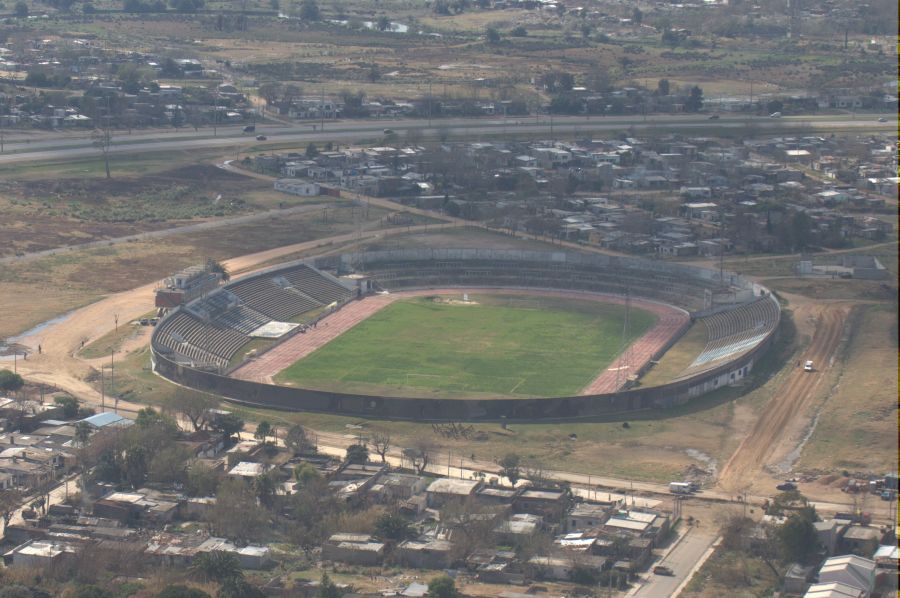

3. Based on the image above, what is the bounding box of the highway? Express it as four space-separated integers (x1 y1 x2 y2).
0 113 893 165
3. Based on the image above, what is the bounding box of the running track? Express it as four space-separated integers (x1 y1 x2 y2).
231 288 691 395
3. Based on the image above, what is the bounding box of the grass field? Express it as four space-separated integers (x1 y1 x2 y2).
275 294 656 398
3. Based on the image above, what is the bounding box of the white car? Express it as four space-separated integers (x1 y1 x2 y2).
769 112 782 118
804 360 814 372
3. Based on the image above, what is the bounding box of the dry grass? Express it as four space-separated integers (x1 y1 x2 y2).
639 320 708 387
795 304 899 473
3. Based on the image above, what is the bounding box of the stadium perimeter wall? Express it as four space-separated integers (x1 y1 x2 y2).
151 250 780 422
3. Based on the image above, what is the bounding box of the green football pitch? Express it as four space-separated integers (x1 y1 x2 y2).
274 294 656 398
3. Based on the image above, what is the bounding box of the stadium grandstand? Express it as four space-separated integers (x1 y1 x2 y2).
153 263 353 369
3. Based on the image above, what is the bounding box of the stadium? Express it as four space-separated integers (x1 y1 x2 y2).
150 249 781 421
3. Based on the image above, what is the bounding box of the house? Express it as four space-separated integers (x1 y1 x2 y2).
425 478 481 507
228 461 267 480
816 555 876 596
815 520 844 556
274 179 320 196
396 537 454 569
839 526 881 555
79 412 133 430
373 473 428 503
493 513 542 544
566 503 610 532
3 539 79 568
514 489 568 518
803 581 865 598
322 533 385 566
783 563 816 594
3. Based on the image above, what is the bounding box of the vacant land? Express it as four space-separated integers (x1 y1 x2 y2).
0 153 348 257
276 294 656 397
796 304 898 474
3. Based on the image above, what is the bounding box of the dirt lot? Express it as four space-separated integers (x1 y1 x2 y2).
0 159 305 256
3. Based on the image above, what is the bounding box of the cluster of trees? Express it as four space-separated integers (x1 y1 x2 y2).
122 0 203 12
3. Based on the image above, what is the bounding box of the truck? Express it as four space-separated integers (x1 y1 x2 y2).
669 482 692 494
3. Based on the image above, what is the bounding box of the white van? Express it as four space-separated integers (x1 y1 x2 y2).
804 360 814 372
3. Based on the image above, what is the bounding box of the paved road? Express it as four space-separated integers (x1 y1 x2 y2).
629 529 719 598
0 114 893 165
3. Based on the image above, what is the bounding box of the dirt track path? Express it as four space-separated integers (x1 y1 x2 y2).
717 303 849 493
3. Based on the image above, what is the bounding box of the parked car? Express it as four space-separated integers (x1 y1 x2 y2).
776 482 797 491
243 124 256 133
707 114 720 120
653 566 674 576
769 112 782 118
878 117 887 122
256 135 267 141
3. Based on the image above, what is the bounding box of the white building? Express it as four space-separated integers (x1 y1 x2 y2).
274 179 321 196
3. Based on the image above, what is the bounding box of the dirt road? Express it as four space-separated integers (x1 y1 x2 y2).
717 303 849 493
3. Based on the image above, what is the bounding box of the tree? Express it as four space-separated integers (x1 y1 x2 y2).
776 513 820 564
631 7 642 23
402 437 435 474
318 572 342 598
0 587 33 598
375 512 412 541
485 27 501 44
254 421 272 444
177 391 217 431
207 479 270 542
211 413 244 440
684 85 704 113
285 425 314 454
510 25 527 36
376 15 391 31
73 587 114 598
191 550 243 584
53 395 79 418
370 430 391 462
148 445 191 485
218 579 265 598
207 259 230 282
156 586 211 598
13 1 27 17
170 0 203 11
135 407 178 433
299 0 319 20
305 142 319 158
293 462 320 486
0 370 24 395
766 99 784 114
345 443 369 464
427 575 458 598
92 126 112 179
497 453 521 486
656 78 670 96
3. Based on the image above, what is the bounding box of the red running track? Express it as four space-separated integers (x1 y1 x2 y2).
230 288 690 395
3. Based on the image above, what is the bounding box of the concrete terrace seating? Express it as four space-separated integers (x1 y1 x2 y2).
280 264 352 305
153 311 247 369
686 296 780 372
364 260 720 310
213 305 271 334
227 276 322 321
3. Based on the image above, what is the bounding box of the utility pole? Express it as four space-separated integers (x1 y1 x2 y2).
100 365 105 412
428 81 433 127
213 85 219 137
109 348 115 405
320 87 325 133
